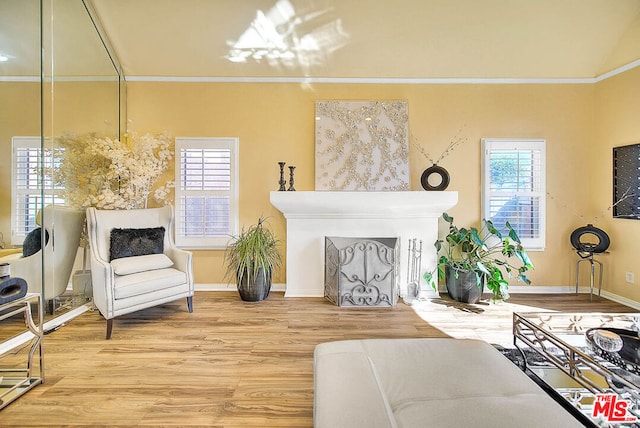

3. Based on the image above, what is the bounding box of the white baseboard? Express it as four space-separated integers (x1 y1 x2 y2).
504 285 640 311
599 290 640 311
195 283 286 292
43 303 91 334
195 283 640 310
283 291 324 298
508 285 576 294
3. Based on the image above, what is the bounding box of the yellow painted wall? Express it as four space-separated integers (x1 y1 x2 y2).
46 80 120 137
6 77 636 299
594 67 640 301
0 82 40 245
126 81 599 289
0 80 120 245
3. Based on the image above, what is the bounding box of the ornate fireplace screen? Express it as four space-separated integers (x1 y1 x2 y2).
324 237 399 307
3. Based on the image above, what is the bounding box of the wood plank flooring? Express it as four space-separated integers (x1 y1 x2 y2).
0 292 635 427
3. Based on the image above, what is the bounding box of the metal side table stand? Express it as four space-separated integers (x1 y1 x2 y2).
0 293 44 410
575 250 607 301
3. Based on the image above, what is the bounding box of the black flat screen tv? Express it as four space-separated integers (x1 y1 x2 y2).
613 143 640 219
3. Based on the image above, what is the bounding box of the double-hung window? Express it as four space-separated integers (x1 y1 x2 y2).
174 137 239 249
482 139 546 250
11 136 65 245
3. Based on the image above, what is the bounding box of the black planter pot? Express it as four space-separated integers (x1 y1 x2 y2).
238 267 271 302
445 266 484 304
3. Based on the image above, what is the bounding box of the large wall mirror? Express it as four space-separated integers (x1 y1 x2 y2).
0 0 125 322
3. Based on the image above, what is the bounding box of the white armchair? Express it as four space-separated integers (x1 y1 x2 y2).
86 205 194 339
0 205 85 313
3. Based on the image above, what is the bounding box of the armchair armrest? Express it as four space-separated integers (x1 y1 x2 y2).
0 248 22 259
0 252 24 263
88 246 115 317
165 246 194 291
165 247 190 270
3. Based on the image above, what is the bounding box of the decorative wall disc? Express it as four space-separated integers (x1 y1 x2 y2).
420 165 450 191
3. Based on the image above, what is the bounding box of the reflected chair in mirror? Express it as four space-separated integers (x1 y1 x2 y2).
86 205 194 339
0 205 85 314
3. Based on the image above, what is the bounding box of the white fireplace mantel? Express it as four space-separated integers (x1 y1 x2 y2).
270 191 458 298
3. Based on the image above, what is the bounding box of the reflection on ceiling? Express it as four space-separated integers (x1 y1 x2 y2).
0 0 117 79
4 0 640 80
91 0 640 80
0 0 40 77
225 0 349 73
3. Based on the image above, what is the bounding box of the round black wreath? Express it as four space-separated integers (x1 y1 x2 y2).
420 165 450 191
570 224 610 254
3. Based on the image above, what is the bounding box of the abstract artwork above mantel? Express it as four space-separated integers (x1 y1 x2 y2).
315 100 409 191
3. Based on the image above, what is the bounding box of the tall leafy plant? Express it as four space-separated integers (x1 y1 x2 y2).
425 213 534 300
224 217 282 286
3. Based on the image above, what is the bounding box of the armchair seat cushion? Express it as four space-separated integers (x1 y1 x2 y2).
110 254 174 275
114 268 187 300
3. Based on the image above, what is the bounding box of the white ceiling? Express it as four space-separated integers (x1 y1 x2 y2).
90 0 640 80
0 0 118 77
2 0 640 80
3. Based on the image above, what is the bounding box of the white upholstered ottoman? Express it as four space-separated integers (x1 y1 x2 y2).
314 338 583 428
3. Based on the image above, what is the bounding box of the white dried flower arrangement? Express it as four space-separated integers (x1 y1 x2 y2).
49 131 175 210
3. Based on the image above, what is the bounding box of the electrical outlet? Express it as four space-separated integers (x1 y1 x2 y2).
626 272 635 284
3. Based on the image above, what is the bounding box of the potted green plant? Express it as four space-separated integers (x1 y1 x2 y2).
424 213 534 303
224 217 282 302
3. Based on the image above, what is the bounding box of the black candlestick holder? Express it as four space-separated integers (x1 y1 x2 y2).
288 166 296 191
278 162 287 191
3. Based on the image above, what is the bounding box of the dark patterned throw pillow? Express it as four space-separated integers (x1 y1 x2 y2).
23 227 49 257
109 227 165 261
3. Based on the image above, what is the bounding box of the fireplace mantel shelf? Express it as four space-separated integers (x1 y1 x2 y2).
270 190 458 298
270 191 457 218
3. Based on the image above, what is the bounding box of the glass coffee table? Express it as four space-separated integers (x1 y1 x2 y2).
513 312 640 427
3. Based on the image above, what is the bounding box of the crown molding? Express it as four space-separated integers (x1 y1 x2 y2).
0 76 39 82
594 59 640 82
4 59 638 84
126 75 597 84
0 75 119 82
125 59 640 84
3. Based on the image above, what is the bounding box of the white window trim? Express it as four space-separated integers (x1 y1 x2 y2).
11 136 66 246
174 137 239 249
481 138 546 251
12 136 39 245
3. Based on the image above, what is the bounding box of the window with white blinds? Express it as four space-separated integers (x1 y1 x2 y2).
174 137 239 248
11 136 66 245
482 139 546 250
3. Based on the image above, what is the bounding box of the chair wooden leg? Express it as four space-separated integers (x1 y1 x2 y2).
46 299 55 315
106 319 113 340
187 296 193 313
